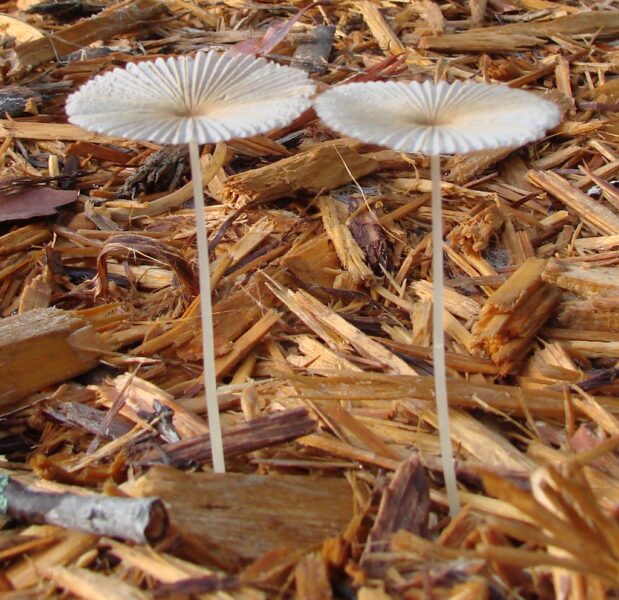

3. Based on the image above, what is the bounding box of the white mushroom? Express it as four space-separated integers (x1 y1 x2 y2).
315 79 560 516
67 50 315 473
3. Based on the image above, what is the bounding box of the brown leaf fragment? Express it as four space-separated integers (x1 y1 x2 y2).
360 454 430 577
0 187 78 222
231 2 324 56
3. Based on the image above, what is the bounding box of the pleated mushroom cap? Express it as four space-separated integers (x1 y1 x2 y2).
66 51 315 145
314 80 561 155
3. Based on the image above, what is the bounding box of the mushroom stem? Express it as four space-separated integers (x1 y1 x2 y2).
430 153 459 516
188 140 225 474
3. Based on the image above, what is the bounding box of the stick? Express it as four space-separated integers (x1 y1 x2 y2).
430 154 460 516
188 141 225 473
1 476 168 544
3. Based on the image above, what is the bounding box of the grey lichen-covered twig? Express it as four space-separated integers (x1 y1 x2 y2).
1 476 168 544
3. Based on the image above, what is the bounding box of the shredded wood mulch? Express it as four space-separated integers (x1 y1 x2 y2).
1 1 619 598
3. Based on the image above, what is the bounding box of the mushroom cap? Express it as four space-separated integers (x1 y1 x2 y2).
314 80 561 155
66 51 315 145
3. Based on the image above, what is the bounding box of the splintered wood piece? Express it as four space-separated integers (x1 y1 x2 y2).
557 297 619 332
528 170 619 235
6 0 167 76
420 32 543 52
421 11 619 52
222 142 380 207
5 478 168 544
450 205 505 253
447 147 514 184
41 565 149 600
411 280 481 320
0 14 43 43
268 283 418 375
281 235 340 289
0 223 50 255
0 308 110 410
419 409 535 472
6 530 97 590
215 309 281 378
100 374 208 439
359 1 406 55
124 465 353 563
295 553 332 600
107 143 227 221
542 259 619 297
473 258 561 369
318 196 373 284
288 372 619 419
0 120 123 144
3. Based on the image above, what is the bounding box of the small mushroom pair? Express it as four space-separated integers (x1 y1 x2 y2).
67 51 559 514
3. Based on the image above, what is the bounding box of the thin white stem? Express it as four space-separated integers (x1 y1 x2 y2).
430 153 460 516
188 141 225 474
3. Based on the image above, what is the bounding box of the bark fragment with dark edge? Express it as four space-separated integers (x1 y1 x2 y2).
360 454 431 578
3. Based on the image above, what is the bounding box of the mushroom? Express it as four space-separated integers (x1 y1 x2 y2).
315 79 560 515
67 50 315 473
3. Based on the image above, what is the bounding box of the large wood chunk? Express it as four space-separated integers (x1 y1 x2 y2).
0 308 110 410
125 466 353 566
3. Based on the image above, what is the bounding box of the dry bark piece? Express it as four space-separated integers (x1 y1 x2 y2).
292 25 335 74
0 84 40 116
121 145 188 196
360 454 430 577
0 308 111 410
4 478 168 544
139 407 316 465
473 258 562 369
25 1 105 20
319 195 374 284
222 142 380 208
